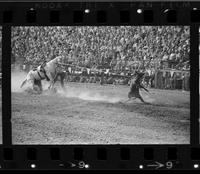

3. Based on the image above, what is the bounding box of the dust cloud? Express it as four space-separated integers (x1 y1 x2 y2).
11 71 27 92
58 87 122 103
142 94 155 103
57 88 156 104
11 70 154 104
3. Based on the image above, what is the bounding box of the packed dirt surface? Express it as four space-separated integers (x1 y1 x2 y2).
11 77 190 144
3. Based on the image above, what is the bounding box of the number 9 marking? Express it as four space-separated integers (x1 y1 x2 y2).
166 161 173 169
78 161 85 168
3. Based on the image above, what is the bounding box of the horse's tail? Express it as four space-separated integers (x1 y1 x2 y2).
20 79 27 88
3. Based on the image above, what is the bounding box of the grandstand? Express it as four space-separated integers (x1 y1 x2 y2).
11 26 190 90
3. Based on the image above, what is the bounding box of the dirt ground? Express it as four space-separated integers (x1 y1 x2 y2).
10 81 190 145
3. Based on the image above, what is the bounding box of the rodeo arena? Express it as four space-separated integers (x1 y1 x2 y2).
11 26 190 144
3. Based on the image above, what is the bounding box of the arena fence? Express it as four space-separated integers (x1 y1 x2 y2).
154 69 190 91
12 63 190 91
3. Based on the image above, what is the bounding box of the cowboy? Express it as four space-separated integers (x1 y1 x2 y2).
127 71 149 103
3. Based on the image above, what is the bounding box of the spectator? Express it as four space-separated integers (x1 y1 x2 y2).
11 26 190 89
11 26 190 72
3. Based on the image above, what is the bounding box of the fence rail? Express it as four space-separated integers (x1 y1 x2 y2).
12 63 190 91
154 69 190 91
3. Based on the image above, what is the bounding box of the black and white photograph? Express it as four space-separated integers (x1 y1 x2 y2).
11 26 190 144
0 26 2 144
199 27 200 143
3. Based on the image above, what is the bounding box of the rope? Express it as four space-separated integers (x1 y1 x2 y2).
57 62 131 78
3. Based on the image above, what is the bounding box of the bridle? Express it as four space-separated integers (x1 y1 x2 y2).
37 65 49 80
37 70 43 79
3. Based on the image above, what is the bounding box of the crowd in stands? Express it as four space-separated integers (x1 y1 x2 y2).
11 26 190 90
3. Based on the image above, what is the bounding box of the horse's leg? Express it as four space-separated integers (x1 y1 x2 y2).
60 74 65 89
20 79 27 88
48 82 52 89
47 78 54 90
52 74 58 90
32 80 38 91
38 80 43 92
47 73 54 90
34 80 41 93
48 81 54 90
61 78 64 88
48 72 57 91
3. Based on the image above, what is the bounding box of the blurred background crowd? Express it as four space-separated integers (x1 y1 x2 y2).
11 26 190 90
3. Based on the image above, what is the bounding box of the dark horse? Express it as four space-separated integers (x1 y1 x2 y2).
127 71 149 103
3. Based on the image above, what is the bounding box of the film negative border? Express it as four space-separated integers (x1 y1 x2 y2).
0 1 199 170
0 1 199 25
0 146 200 169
